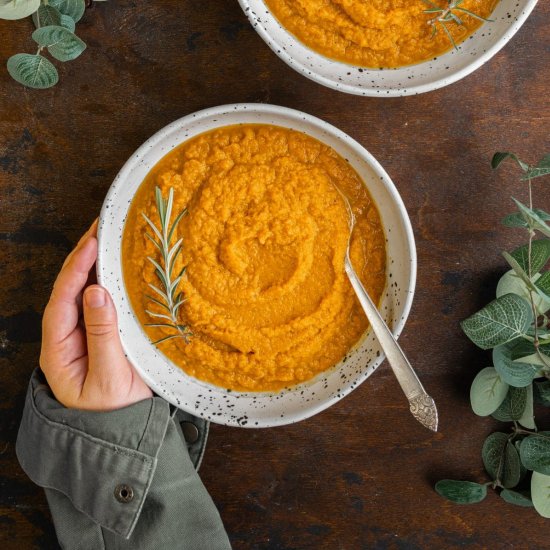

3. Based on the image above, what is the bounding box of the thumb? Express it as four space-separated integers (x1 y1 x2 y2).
83 285 128 375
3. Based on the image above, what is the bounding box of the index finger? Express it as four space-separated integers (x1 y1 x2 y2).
43 234 98 345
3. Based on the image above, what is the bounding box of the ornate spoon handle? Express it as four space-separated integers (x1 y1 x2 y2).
345 256 438 432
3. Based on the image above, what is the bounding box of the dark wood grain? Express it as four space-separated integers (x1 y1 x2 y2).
1 2 549 548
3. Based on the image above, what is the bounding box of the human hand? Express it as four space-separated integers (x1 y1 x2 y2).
40 220 153 410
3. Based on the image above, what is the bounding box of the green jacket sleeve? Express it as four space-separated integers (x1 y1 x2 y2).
16 369 232 550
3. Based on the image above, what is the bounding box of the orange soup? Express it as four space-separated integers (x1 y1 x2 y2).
264 0 498 68
122 124 386 391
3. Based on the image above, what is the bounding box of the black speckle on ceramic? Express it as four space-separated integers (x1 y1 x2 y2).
97 104 416 428
238 1 538 96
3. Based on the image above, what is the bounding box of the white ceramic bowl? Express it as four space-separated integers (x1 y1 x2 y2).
98 104 416 427
238 1 538 96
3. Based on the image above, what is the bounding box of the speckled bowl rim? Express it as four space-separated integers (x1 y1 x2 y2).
98 103 416 428
238 0 538 97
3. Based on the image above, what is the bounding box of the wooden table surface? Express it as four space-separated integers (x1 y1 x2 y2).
1 2 549 548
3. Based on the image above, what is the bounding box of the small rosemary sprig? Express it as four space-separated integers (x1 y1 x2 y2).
422 0 493 50
141 186 192 345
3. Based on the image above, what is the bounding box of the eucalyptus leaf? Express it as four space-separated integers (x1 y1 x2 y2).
536 272 550 299
518 383 536 430
493 342 541 388
520 435 550 474
502 252 541 300
6 53 58 89
531 471 550 517
0 0 40 20
513 199 550 239
515 352 550 369
492 386 528 422
496 270 550 313
511 339 550 360
522 154 550 181
482 432 521 488
503 209 550 229
48 0 85 22
491 152 529 172
435 480 487 504
60 13 75 31
515 440 528 480
469 367 509 416
534 380 550 406
500 489 534 507
510 239 550 274
461 293 533 350
32 25 86 62
32 4 61 27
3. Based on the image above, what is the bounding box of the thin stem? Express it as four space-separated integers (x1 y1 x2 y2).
514 427 550 439
522 177 550 370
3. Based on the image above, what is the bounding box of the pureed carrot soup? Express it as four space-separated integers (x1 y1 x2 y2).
122 124 386 392
264 0 498 68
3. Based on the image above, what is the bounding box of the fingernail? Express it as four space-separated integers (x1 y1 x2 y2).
85 287 106 308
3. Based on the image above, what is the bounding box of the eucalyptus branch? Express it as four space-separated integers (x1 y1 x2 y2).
523 177 550 371
142 186 192 346
2 0 98 89
436 151 550 515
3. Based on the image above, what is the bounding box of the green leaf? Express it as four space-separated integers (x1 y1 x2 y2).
515 440 528 480
6 53 58 89
522 154 550 181
470 367 509 416
520 435 550 474
501 252 540 298
496 270 550 314
0 0 39 20
534 380 550 406
48 0 85 22
500 488 533 507
32 2 75 32
492 386 528 422
518 383 536 430
493 342 541 388
32 4 61 27
502 252 540 299
511 339 550 360
32 25 86 62
435 480 487 504
461 293 534 350
491 152 529 172
482 432 521 488
536 272 550 299
513 199 550 239
510 239 550 274
531 472 550 517
60 13 75 31
502 209 550 229
515 352 550 369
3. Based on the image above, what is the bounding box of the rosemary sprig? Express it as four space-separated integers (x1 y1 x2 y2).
141 186 192 345
422 0 493 50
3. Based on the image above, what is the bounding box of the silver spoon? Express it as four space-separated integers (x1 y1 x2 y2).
337 188 438 432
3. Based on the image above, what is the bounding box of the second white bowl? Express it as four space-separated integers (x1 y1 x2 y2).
238 1 538 96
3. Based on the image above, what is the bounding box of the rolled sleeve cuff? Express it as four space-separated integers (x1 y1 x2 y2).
16 369 171 539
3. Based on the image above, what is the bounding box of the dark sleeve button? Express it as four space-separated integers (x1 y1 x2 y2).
114 484 134 503
180 421 199 444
